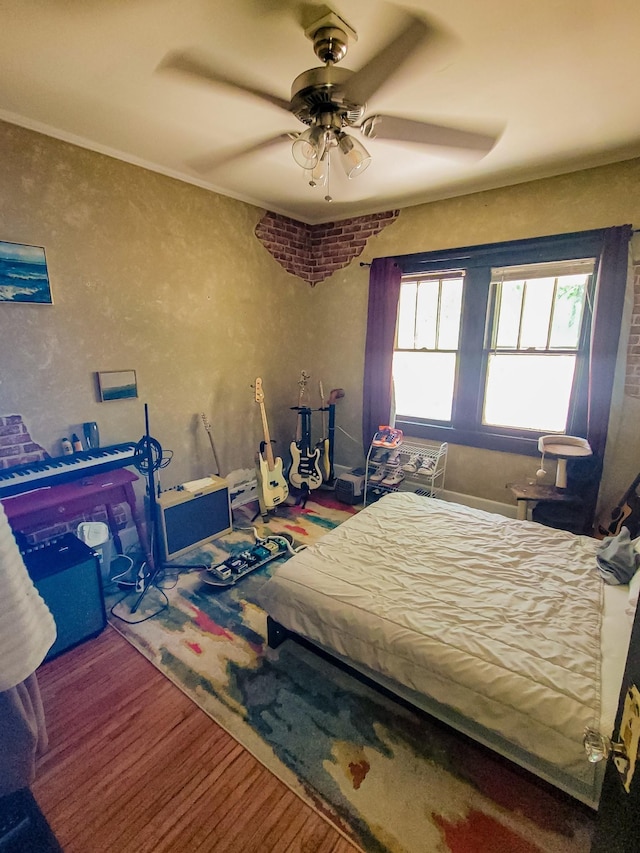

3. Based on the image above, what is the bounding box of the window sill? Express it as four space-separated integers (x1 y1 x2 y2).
395 419 541 457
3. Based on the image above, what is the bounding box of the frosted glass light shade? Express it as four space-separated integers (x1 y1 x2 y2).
292 126 328 170
337 133 371 178
292 128 319 169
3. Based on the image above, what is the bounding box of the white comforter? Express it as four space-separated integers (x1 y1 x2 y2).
258 492 605 784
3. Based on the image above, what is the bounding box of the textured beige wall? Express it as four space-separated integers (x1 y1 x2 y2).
0 121 305 488
297 159 640 512
1 118 638 517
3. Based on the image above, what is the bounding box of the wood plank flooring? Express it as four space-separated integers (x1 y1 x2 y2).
32 627 359 853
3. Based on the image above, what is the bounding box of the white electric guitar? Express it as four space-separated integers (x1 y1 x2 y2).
289 404 323 491
254 378 289 509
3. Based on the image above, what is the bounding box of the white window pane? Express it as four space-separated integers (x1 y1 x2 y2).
415 280 439 349
520 278 555 349
393 351 456 421
397 282 417 349
483 354 576 432
438 278 463 349
550 276 587 348
495 281 523 348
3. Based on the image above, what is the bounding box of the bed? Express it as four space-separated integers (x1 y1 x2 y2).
257 491 637 808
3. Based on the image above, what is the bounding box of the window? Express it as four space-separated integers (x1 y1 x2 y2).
376 228 630 456
393 273 464 421
393 257 595 441
483 259 593 432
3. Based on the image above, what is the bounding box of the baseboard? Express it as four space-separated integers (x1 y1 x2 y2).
333 465 515 519
440 489 516 519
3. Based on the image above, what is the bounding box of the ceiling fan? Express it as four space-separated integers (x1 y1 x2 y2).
159 6 500 201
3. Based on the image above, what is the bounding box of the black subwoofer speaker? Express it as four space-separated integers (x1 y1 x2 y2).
21 534 106 662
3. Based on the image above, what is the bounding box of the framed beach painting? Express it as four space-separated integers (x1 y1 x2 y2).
0 240 53 304
97 370 138 402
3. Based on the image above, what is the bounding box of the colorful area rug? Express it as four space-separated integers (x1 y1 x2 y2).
105 493 595 853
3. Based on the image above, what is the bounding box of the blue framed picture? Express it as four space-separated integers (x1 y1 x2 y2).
0 240 52 304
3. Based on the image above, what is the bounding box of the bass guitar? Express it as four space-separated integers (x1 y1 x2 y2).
254 378 289 509
598 472 640 539
289 405 322 491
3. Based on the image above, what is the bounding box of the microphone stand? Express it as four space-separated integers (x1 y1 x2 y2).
129 404 202 614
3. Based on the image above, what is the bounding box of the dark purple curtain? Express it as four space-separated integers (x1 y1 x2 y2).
362 257 402 452
587 224 632 461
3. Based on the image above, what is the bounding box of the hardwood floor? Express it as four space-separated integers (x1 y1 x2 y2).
32 627 359 853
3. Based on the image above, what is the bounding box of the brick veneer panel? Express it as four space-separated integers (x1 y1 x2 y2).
0 414 48 469
255 210 399 286
0 413 129 546
626 264 640 398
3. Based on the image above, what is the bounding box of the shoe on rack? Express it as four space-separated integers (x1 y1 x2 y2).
371 448 389 464
386 449 402 468
369 466 387 483
402 454 420 474
417 457 435 476
381 468 405 487
372 426 404 448
372 426 392 447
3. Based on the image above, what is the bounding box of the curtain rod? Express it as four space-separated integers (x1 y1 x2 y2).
361 228 639 264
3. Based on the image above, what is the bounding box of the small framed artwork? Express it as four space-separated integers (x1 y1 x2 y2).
0 240 53 304
97 370 138 402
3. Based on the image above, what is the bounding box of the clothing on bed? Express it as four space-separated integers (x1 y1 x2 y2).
596 526 640 584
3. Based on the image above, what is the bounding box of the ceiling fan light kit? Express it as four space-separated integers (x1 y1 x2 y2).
161 7 500 202
336 132 371 179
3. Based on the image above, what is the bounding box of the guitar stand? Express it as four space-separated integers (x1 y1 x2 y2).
290 403 336 487
297 484 311 508
288 483 311 509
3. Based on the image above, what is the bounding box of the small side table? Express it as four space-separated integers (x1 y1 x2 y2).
508 482 576 521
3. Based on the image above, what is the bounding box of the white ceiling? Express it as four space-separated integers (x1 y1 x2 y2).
1 0 639 225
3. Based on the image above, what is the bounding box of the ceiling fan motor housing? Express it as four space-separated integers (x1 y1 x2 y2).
312 26 348 64
290 65 365 127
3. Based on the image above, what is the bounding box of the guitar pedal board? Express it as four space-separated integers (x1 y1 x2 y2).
201 536 290 588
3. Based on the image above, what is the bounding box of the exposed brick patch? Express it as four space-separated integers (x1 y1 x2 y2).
626 264 640 398
0 415 48 468
255 210 399 286
19 504 129 546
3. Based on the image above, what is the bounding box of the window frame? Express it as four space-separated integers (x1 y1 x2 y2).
391 230 607 457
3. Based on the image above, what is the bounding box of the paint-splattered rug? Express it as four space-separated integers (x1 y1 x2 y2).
105 492 595 853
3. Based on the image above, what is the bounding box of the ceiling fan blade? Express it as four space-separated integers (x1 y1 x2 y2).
360 114 500 155
158 51 292 114
342 14 441 105
187 133 295 174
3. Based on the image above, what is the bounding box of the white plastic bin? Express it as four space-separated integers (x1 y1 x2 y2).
76 521 112 581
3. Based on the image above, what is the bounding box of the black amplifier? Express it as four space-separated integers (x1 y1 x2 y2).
21 533 106 662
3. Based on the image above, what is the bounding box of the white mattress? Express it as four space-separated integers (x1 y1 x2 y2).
258 492 634 798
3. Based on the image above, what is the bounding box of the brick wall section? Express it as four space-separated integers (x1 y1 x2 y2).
255 210 399 286
626 264 640 398
0 414 128 545
0 414 48 469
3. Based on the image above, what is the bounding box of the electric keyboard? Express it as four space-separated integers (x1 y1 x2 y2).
0 442 137 499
